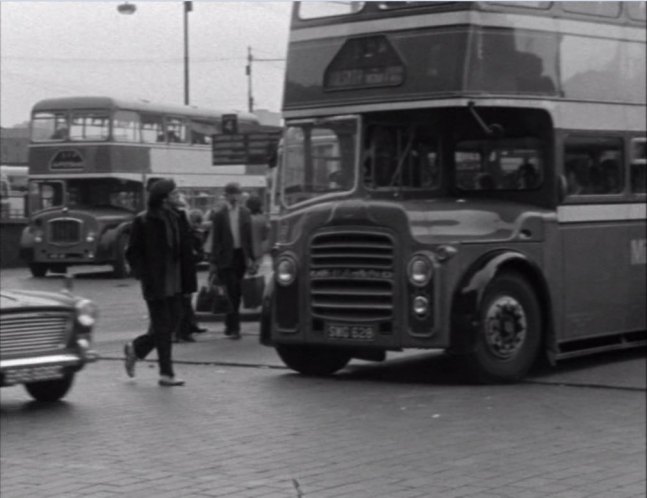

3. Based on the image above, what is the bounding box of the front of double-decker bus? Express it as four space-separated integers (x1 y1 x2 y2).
262 2 564 380
20 108 142 278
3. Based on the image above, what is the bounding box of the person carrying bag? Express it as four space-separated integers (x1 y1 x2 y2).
195 271 232 315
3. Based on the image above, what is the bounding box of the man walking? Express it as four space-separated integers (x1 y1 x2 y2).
123 178 196 386
209 182 257 339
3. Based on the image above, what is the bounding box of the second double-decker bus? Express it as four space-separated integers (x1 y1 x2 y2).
20 96 262 277
261 1 647 382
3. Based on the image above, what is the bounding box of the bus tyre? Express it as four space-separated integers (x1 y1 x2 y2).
112 235 131 278
29 263 48 278
467 273 541 383
276 344 351 376
24 373 75 402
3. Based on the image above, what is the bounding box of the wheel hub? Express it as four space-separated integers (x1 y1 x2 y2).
484 296 527 359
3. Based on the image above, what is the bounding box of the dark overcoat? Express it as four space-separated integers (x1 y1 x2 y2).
209 204 253 269
126 207 198 301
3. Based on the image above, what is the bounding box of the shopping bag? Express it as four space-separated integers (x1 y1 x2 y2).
242 274 265 309
211 280 233 314
195 280 216 313
195 273 232 314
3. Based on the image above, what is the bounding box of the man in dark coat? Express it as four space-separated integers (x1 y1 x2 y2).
123 178 197 386
209 182 258 339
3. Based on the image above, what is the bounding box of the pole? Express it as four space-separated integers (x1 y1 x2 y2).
183 1 192 105
247 46 254 113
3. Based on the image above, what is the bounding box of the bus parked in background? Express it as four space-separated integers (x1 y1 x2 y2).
262 1 647 382
0 165 28 219
21 96 262 278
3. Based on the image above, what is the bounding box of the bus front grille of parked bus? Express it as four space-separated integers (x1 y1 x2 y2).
49 218 82 244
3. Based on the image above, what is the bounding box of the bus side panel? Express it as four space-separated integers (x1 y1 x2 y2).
627 220 647 330
559 219 634 339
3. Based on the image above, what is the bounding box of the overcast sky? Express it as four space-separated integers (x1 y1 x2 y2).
0 1 293 127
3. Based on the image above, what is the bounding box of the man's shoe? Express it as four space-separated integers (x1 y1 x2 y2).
229 332 241 340
124 343 136 378
190 326 208 334
158 375 185 387
180 335 196 343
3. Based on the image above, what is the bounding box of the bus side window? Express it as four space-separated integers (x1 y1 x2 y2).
564 136 623 196
141 114 164 143
630 138 646 194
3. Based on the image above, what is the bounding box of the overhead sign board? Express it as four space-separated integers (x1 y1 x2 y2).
212 131 281 166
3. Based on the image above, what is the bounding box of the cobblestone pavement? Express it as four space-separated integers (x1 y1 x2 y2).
1 354 645 498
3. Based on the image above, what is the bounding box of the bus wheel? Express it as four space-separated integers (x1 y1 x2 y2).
24 373 75 402
468 273 541 383
29 263 48 278
49 264 68 274
276 344 351 376
112 235 131 278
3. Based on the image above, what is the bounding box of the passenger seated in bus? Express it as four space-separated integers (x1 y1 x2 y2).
599 159 621 194
50 126 68 140
516 161 539 189
565 161 585 195
475 172 495 190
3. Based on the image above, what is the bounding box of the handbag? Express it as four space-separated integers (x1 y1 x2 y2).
195 273 232 314
241 273 265 309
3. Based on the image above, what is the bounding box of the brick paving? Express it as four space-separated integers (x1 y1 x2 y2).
1 356 645 498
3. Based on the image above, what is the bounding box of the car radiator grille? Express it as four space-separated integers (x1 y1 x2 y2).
0 312 71 356
49 219 82 244
309 231 394 321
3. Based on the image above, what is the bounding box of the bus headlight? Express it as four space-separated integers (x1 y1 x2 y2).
85 231 96 243
412 295 430 318
34 229 44 243
276 257 297 286
75 299 98 328
407 255 433 286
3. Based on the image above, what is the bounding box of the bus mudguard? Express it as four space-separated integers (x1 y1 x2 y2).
450 250 553 359
96 221 131 261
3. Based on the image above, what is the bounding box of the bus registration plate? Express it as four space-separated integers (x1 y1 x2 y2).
326 323 376 342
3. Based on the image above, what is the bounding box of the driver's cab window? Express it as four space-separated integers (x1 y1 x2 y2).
363 125 440 190
28 181 64 212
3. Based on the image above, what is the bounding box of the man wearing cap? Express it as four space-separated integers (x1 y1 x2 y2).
209 182 258 339
123 178 196 386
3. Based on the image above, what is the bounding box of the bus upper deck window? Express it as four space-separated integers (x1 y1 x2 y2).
70 113 109 141
164 118 187 143
113 110 141 142
563 2 621 18
299 1 364 19
141 114 163 143
627 2 646 21
190 120 216 145
31 112 68 142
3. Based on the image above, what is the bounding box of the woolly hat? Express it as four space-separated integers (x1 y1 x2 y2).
148 178 176 206
224 182 242 195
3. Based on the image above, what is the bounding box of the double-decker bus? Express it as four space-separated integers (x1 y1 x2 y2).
261 1 647 382
20 96 262 277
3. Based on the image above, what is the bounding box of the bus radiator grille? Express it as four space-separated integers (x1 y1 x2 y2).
309 231 394 321
48 218 82 244
0 312 71 356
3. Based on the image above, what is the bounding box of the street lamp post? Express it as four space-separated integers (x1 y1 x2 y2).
183 1 192 105
118 1 192 106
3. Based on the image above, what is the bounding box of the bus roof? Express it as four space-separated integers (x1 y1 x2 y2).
31 96 260 125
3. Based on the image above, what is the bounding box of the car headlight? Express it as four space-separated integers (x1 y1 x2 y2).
407 255 433 287
75 299 98 327
276 257 297 286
